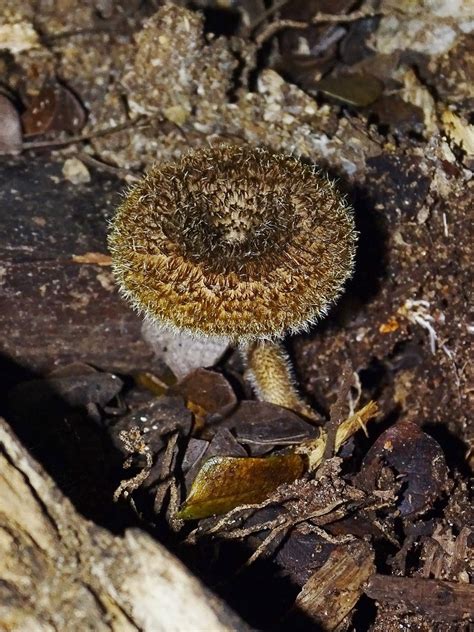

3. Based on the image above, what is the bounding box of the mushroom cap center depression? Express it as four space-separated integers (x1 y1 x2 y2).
161 174 296 275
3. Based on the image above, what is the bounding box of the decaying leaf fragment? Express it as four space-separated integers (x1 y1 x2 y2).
180 401 378 520
297 401 379 471
178 453 306 520
315 73 384 107
21 82 86 137
173 368 238 428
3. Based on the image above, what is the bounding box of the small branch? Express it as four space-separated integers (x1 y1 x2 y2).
323 362 353 460
22 116 149 151
255 9 383 47
77 152 141 181
247 0 292 32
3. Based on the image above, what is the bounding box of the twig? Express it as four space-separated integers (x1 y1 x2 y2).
22 115 149 151
153 431 180 514
77 152 141 181
323 363 353 460
255 9 383 47
247 0 292 32
42 25 118 43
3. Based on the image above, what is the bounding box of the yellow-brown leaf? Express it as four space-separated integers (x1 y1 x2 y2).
178 453 306 520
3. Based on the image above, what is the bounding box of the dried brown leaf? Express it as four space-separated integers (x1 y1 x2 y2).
356 420 449 516
217 400 317 456
173 368 237 427
22 82 86 137
178 453 306 520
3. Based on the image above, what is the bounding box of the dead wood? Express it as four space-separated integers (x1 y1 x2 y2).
0 417 247 631
364 575 474 623
290 540 375 630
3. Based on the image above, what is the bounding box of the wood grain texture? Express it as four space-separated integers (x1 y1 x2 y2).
0 156 154 374
0 417 248 631
365 575 474 622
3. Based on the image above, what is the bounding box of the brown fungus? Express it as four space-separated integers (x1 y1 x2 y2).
108 145 356 417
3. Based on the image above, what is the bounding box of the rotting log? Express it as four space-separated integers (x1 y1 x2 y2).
0 417 248 631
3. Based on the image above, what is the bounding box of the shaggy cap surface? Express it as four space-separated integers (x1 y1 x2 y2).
108 145 356 341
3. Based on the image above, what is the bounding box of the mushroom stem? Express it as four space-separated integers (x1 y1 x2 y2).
244 340 320 423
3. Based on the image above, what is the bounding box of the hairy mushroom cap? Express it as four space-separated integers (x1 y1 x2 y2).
108 145 356 342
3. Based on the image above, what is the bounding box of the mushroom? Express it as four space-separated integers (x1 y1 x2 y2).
108 145 356 420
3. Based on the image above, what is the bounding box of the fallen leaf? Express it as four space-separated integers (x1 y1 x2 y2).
184 428 247 492
22 82 86 137
216 400 317 456
178 453 306 520
110 396 192 457
316 73 384 107
356 421 449 516
370 95 424 136
9 370 123 411
173 368 237 428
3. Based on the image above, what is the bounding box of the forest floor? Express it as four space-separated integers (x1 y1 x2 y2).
0 1 472 630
